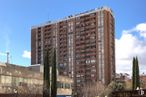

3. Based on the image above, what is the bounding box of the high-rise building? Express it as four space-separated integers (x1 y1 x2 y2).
31 6 115 94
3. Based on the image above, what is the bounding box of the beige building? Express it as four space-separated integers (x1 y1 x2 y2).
0 62 72 96
0 62 43 94
140 74 146 89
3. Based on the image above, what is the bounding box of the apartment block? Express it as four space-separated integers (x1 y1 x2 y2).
31 6 115 94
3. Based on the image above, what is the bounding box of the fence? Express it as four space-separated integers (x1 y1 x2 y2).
111 89 146 97
0 94 71 97
0 94 42 97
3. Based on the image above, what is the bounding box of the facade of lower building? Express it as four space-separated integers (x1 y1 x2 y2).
31 6 115 95
140 74 146 89
0 62 43 94
0 62 72 96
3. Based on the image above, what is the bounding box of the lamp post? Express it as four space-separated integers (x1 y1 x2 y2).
137 87 144 96
8 87 11 93
139 88 144 96
14 89 18 97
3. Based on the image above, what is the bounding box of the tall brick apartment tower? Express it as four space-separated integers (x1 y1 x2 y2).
31 6 115 94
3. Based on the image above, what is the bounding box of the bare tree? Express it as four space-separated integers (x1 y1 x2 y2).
11 85 42 97
81 81 105 97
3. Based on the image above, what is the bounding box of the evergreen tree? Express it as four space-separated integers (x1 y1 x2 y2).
51 49 57 97
43 50 50 97
132 57 140 90
132 57 136 90
135 57 140 89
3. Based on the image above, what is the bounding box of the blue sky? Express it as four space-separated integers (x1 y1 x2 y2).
0 0 146 74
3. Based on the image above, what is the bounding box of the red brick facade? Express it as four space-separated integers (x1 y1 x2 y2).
31 7 115 95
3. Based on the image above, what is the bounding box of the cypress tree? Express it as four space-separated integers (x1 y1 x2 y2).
135 57 140 89
51 49 57 97
132 57 136 90
132 56 140 90
43 50 50 97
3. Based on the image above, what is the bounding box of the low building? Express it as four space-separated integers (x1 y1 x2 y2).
140 74 146 89
0 62 43 94
57 76 73 96
115 73 131 90
115 73 130 83
0 62 73 96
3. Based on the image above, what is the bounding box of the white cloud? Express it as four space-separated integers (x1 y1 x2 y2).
0 52 7 56
22 50 31 59
122 23 146 38
136 23 146 38
116 23 146 76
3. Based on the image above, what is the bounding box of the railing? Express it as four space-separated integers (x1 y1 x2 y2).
0 94 71 97
0 93 42 97
111 89 146 97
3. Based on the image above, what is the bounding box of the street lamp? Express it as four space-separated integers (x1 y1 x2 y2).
14 89 18 97
8 87 11 93
137 87 144 96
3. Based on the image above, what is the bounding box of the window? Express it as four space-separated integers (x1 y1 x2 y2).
91 74 95 77
91 69 96 72
1 75 12 84
91 59 96 63
57 81 61 88
86 59 90 64
60 82 64 88
76 74 80 77
90 35 95 40
65 83 70 89
77 79 81 83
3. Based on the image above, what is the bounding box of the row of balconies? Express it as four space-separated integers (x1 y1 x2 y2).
76 14 96 21
43 28 53 32
75 20 96 27
75 44 96 50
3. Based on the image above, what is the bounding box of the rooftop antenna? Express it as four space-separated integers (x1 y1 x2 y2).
6 52 9 64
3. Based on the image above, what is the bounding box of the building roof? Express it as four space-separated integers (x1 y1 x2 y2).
32 6 113 29
0 62 73 82
0 62 42 80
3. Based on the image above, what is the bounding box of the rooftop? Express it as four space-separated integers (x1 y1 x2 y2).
32 6 113 29
0 62 42 79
